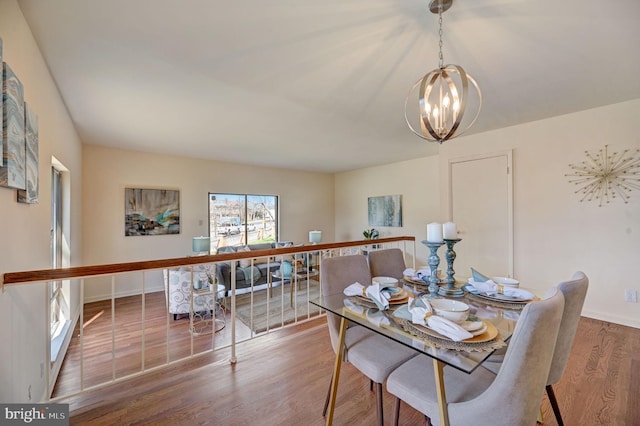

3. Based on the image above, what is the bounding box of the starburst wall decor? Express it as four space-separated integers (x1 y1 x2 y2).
565 145 640 206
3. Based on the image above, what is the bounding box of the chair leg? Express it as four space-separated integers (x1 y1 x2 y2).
546 384 564 426
375 382 384 426
392 396 401 426
322 373 333 417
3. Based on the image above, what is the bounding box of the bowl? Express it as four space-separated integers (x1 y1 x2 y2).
492 277 519 288
430 299 470 324
372 276 399 287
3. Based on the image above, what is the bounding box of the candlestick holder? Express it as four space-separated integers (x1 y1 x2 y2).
439 238 464 297
422 240 444 297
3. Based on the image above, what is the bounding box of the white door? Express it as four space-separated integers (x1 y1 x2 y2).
448 152 513 279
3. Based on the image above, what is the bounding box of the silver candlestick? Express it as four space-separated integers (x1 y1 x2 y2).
439 238 464 297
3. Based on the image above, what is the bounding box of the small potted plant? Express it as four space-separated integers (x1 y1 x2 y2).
363 228 379 240
362 228 380 254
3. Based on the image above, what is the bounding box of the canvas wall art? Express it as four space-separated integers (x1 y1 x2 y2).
368 194 402 227
125 188 180 236
17 103 39 203
0 38 3 156
1 61 26 190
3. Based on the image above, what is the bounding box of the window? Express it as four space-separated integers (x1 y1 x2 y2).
209 193 278 247
50 165 70 361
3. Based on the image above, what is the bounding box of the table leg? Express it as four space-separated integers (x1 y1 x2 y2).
432 359 450 426
326 316 347 426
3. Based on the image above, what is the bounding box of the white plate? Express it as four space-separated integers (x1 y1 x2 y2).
460 320 484 332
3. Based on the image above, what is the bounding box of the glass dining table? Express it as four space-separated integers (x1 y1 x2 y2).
311 284 526 426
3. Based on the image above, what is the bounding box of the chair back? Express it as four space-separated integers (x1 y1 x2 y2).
450 289 565 425
368 249 406 280
547 271 589 385
320 255 372 353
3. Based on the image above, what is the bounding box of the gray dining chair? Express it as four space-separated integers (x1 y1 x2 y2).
368 248 407 280
481 271 588 426
321 254 417 426
386 287 565 426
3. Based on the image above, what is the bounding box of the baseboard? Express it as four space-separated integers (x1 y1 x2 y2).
582 309 640 329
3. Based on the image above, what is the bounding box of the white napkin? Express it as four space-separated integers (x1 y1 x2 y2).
408 297 473 342
467 279 534 300
366 309 391 327
343 282 391 310
343 298 365 314
403 267 432 280
467 278 499 293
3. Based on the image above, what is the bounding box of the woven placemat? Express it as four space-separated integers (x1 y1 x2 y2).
394 318 507 352
466 292 531 310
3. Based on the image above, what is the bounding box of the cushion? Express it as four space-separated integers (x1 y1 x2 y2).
236 245 251 268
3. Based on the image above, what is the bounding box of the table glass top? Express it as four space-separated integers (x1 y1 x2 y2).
311 288 522 374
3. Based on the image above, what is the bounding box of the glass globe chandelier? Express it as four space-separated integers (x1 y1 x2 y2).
405 0 482 143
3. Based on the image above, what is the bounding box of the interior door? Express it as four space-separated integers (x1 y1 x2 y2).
448 152 513 278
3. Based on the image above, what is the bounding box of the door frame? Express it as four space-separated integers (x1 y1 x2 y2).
443 150 514 277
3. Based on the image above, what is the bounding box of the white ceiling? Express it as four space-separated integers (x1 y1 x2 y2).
17 0 640 173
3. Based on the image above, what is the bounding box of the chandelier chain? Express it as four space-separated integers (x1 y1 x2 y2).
438 3 444 69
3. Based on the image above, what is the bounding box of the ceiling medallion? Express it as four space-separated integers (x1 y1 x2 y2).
565 145 640 206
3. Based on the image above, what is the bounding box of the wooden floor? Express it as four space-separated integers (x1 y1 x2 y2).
55 310 639 426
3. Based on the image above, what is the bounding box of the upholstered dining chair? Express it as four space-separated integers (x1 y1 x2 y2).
321 254 417 426
368 248 407 280
482 271 589 426
386 288 565 426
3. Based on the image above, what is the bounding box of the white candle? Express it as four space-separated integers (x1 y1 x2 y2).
427 222 443 243
443 222 457 239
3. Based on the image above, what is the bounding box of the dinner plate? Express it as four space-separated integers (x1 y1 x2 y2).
475 289 535 303
403 276 445 286
413 320 498 343
465 284 535 303
355 287 412 305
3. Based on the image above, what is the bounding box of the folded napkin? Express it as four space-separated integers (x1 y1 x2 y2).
343 282 394 310
466 279 534 300
343 298 365 314
394 297 473 342
403 267 432 282
471 267 491 282
366 309 391 327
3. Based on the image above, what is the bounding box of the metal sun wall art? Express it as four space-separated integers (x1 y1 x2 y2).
565 145 640 207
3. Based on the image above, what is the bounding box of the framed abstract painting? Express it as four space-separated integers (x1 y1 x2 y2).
368 194 402 227
125 188 180 236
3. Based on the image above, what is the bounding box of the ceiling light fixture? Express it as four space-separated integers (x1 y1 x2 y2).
405 0 482 143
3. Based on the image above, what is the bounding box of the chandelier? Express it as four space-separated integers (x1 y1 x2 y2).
405 0 482 143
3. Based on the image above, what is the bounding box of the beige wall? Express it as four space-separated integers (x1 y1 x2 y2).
0 0 84 402
337 99 640 328
335 155 441 267
81 144 335 301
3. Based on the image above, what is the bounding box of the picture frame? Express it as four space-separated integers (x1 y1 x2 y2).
125 188 180 236
368 194 402 227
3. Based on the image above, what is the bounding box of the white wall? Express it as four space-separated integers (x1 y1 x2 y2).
81 144 335 301
0 0 84 402
337 100 640 328
335 155 441 267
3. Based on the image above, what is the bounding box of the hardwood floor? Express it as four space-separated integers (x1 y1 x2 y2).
55 297 638 425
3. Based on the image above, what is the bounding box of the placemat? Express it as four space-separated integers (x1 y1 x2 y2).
394 318 507 352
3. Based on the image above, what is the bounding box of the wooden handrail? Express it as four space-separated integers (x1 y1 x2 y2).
2 236 416 285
